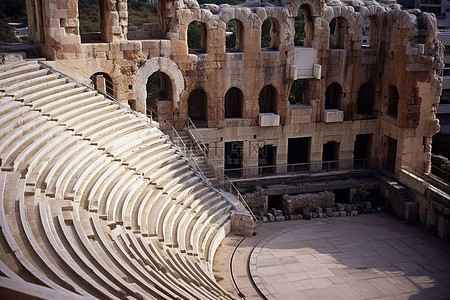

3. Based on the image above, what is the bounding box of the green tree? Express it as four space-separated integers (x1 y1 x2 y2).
288 79 307 105
226 20 237 49
294 10 305 46
187 21 203 51
261 19 271 48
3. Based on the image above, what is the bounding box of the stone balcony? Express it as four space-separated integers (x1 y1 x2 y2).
258 113 280 126
289 47 321 80
324 109 344 123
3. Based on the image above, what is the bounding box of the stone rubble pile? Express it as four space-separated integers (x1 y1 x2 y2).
259 201 382 223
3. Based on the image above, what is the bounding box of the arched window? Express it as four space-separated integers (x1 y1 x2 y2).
329 17 347 49
288 79 308 105
387 85 399 117
146 71 173 119
225 87 243 118
188 89 207 124
261 18 279 50
295 5 314 47
361 17 380 48
187 21 206 54
325 83 342 109
259 85 277 113
357 82 375 115
90 72 114 98
361 18 370 47
226 19 243 52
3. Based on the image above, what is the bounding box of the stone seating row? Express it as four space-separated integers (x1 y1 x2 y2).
0 61 238 299
2 172 234 299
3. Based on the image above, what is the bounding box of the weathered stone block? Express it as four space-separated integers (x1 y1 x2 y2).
275 215 285 222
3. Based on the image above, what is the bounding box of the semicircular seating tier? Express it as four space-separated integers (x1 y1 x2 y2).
0 60 242 299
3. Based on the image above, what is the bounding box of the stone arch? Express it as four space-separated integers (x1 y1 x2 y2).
294 4 315 47
219 7 256 29
75 58 121 91
357 82 375 114
178 9 221 31
325 82 342 110
188 88 207 124
187 20 207 53
261 17 280 50
259 85 277 113
133 57 185 115
359 8 382 48
90 72 114 98
225 87 244 118
291 0 324 17
387 85 399 117
324 6 359 49
225 18 245 52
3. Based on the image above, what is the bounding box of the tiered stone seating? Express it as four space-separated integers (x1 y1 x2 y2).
0 61 243 299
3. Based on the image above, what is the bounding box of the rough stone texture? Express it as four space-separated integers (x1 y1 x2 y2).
231 212 256 236
282 191 335 215
325 207 334 216
24 0 450 241
26 0 442 175
275 215 285 222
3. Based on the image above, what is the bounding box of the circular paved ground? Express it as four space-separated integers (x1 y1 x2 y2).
247 214 450 300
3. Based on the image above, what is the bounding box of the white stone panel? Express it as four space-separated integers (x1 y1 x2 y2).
324 109 344 123
259 113 280 126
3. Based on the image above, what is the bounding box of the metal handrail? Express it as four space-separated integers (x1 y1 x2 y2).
162 119 210 183
187 118 257 220
221 158 368 179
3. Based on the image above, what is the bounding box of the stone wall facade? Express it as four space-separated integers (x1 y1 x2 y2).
27 0 443 179
26 0 442 189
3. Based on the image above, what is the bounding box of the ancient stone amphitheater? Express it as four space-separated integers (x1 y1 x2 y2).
0 60 245 299
1 0 450 298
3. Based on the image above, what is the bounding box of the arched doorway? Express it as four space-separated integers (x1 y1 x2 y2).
90 72 114 98
133 57 185 128
325 82 342 110
146 71 172 121
259 85 277 113
188 89 207 127
225 87 243 118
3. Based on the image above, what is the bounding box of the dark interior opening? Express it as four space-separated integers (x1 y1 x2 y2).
357 83 375 115
325 83 342 110
288 137 310 172
258 145 276 175
334 189 350 203
323 141 339 170
354 134 371 167
259 85 276 113
268 195 283 211
225 87 243 118
188 89 207 127
225 141 243 178
386 136 397 173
